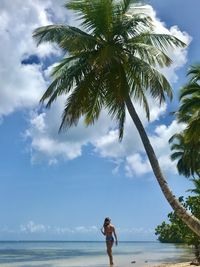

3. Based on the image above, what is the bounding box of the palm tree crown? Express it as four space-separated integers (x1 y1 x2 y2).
169 133 200 178
177 65 200 143
33 0 184 140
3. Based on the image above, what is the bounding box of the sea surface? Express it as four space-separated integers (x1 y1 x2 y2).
0 241 193 267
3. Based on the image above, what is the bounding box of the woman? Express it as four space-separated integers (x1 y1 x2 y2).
101 217 118 265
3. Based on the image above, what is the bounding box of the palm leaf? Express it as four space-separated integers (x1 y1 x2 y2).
118 15 153 39
33 24 97 53
179 83 200 100
129 33 186 52
187 64 200 83
120 0 141 14
127 54 173 104
170 152 184 161
66 0 114 38
127 42 172 67
179 96 200 115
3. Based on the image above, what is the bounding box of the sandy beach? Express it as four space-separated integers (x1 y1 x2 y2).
155 262 193 267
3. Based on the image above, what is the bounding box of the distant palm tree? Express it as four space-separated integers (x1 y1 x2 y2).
33 0 200 236
177 65 200 143
169 133 200 178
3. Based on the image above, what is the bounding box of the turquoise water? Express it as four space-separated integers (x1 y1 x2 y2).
0 241 193 267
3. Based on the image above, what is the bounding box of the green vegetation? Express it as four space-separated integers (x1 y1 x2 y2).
33 0 200 236
155 188 200 263
169 133 200 178
170 65 200 178
156 65 200 263
177 65 200 144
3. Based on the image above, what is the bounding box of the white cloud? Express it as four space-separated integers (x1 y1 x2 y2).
18 222 99 235
74 226 98 233
150 120 186 154
0 0 68 118
25 98 112 164
25 97 184 177
20 221 49 233
117 226 154 235
25 97 167 165
53 225 98 235
125 120 186 177
125 154 151 177
2 222 152 238
130 5 191 83
55 227 75 234
89 99 167 159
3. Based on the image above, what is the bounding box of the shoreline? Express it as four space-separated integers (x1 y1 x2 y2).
154 262 193 267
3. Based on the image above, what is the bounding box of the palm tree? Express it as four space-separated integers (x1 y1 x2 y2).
33 0 200 236
177 65 200 143
169 133 200 178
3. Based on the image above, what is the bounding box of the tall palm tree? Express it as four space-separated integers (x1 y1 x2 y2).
33 0 200 236
169 133 200 178
177 65 200 143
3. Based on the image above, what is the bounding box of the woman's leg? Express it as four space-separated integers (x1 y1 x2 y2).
106 241 114 265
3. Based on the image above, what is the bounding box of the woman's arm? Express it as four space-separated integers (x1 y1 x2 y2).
100 227 105 235
113 227 118 246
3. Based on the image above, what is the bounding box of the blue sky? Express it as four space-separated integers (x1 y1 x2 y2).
0 0 199 241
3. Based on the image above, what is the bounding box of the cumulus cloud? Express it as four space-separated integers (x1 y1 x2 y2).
25 97 112 164
2 222 152 238
20 221 49 233
125 154 151 177
124 120 186 177
17 222 99 235
117 226 154 235
0 0 70 118
132 5 192 83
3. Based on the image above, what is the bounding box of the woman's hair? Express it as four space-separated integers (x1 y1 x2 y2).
103 217 111 227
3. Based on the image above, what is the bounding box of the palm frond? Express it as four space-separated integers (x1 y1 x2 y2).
127 54 173 104
184 117 200 143
33 24 66 45
179 83 200 100
127 42 172 67
169 131 200 178
120 0 141 14
33 24 97 53
40 55 91 106
187 64 200 83
170 152 184 161
118 15 153 39
59 71 97 130
84 79 105 126
66 0 114 38
130 33 186 52
179 96 200 115
169 133 184 144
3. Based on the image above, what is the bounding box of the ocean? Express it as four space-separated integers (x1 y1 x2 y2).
0 241 193 267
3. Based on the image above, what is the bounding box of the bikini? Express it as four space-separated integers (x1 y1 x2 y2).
106 236 114 242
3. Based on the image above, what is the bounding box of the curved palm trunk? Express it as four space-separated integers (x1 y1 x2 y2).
125 95 200 237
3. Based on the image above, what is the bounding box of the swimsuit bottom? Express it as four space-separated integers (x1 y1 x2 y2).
106 236 114 242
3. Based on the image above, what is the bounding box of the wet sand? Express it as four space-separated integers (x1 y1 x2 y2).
154 262 193 267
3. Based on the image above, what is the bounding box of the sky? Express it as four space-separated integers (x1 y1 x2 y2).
0 0 199 241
